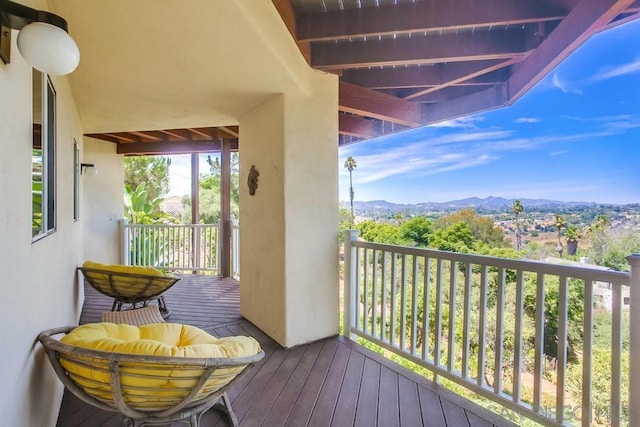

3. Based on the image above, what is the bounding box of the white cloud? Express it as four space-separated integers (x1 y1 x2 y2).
552 72 582 95
514 117 540 124
428 116 484 129
549 150 568 156
591 57 640 82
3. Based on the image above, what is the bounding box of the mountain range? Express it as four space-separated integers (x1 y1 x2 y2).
351 196 597 215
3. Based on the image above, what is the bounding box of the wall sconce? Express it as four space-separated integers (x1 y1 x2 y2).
0 0 80 75
80 163 97 176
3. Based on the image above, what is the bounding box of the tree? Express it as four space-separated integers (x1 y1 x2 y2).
554 214 567 258
344 156 357 227
434 209 506 247
124 156 171 202
564 227 581 256
511 200 524 251
400 216 432 247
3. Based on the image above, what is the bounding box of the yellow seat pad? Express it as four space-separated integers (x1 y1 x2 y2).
60 323 261 407
81 261 178 299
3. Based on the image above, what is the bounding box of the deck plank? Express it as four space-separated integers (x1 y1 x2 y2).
262 340 324 426
56 274 516 427
378 366 400 427
332 350 365 427
398 374 423 426
354 357 380 426
283 339 339 427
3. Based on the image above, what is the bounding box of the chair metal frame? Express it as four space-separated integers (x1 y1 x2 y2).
38 326 264 427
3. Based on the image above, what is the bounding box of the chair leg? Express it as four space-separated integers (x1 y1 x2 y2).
213 393 239 427
158 296 171 319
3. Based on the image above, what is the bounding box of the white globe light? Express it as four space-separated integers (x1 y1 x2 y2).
17 22 80 75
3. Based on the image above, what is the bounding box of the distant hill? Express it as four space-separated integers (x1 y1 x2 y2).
351 196 597 216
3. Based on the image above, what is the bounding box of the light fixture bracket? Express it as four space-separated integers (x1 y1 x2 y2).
80 163 96 175
0 0 70 65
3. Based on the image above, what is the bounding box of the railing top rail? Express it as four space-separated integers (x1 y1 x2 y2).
123 223 219 229
352 239 631 286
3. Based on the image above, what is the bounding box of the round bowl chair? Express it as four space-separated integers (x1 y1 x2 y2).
38 323 264 427
78 261 181 319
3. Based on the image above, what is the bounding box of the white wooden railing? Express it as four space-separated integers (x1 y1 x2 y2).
344 230 639 427
119 220 239 276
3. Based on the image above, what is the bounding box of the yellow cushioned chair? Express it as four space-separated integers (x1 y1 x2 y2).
78 261 181 318
38 323 264 427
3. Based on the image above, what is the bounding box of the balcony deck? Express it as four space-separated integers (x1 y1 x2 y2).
56 275 514 427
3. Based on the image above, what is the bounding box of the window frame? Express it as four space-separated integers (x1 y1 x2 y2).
32 72 57 242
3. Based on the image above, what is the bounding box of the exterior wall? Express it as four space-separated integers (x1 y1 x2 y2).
0 28 85 427
82 137 124 263
239 71 339 347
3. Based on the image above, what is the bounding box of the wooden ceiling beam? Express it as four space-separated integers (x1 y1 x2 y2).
423 85 508 125
508 0 634 102
117 140 239 156
408 86 494 103
159 129 193 141
341 60 507 89
339 81 423 127
339 114 378 139
297 0 567 42
85 133 121 144
312 29 535 70
405 57 520 100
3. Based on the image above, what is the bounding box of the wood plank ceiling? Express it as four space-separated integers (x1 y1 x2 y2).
86 0 640 154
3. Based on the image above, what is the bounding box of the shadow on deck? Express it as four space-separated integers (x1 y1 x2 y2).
57 275 514 427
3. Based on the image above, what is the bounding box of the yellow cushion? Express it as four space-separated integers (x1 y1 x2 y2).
82 261 177 278
82 261 179 299
60 323 261 407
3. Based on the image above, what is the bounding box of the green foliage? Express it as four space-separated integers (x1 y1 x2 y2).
434 209 507 247
356 220 408 245
588 229 640 272
182 153 240 224
338 207 352 243
124 156 171 202
565 226 581 243
399 216 432 247
431 222 475 252
124 182 169 224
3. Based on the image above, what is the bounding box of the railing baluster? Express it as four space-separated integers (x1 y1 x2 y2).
513 269 524 404
355 247 362 330
435 259 444 375
381 251 388 341
400 254 408 351
462 262 472 380
610 282 623 427
390 252 398 346
364 248 370 335
372 250 379 340
582 280 594 427
556 276 569 424
448 260 457 373
494 267 505 394
477 265 488 388
411 255 419 356
533 272 545 413
422 257 431 363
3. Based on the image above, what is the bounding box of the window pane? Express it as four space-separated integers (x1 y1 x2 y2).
46 78 56 232
32 70 43 237
73 140 79 220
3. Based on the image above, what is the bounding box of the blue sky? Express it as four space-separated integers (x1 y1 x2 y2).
339 19 640 205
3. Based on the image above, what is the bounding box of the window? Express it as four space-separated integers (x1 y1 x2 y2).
32 70 56 239
73 139 79 221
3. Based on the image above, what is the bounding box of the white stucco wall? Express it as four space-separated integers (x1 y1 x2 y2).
239 71 339 347
82 137 124 263
0 27 85 427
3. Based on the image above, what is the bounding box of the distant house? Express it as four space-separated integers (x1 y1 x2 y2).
159 196 185 218
543 257 630 312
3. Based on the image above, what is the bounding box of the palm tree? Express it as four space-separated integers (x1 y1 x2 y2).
554 214 567 258
344 156 357 227
511 199 524 251
565 227 581 256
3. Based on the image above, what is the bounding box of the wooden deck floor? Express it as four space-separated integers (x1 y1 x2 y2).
57 275 514 427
